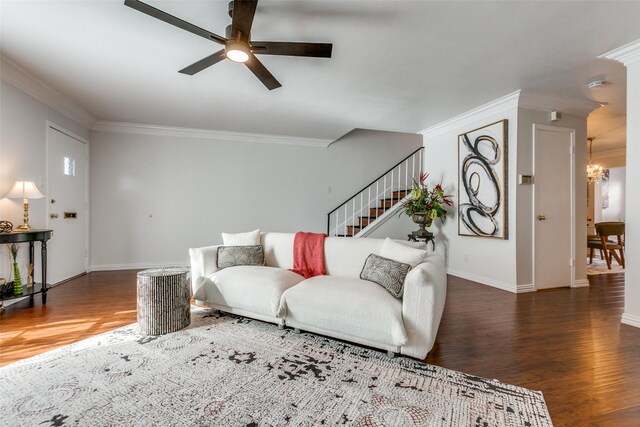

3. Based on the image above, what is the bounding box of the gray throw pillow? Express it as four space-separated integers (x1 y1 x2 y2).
360 253 411 299
217 245 265 269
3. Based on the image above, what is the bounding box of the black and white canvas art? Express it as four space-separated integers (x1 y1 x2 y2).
458 119 508 239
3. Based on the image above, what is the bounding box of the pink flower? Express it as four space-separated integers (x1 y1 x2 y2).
419 172 429 185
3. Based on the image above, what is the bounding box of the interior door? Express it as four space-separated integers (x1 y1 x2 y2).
46 124 88 284
533 125 575 289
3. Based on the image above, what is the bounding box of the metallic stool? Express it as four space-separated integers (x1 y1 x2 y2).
137 267 191 335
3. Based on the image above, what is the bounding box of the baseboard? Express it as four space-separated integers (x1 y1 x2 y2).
517 283 536 293
573 279 590 288
89 262 189 272
621 313 640 328
447 268 518 294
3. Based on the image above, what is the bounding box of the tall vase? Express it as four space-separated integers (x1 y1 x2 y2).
411 213 433 238
12 262 23 296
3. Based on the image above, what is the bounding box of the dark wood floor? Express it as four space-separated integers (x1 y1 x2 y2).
1 270 638 426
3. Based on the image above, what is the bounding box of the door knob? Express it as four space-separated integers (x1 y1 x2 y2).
537 215 547 221
50 213 59 219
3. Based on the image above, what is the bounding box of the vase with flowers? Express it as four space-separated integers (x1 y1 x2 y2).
9 243 23 296
401 172 453 236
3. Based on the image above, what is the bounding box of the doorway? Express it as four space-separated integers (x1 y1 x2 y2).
533 124 575 289
46 122 89 285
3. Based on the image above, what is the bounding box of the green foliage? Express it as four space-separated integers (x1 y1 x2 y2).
9 243 22 296
13 262 22 296
400 172 453 221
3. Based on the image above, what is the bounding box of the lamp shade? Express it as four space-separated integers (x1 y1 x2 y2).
5 181 44 199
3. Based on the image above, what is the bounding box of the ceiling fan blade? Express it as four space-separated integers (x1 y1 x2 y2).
231 0 258 42
251 42 333 58
178 50 226 75
245 53 281 90
125 0 227 44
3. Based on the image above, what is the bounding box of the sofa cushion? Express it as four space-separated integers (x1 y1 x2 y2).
360 254 411 298
222 229 261 246
217 245 264 269
324 237 384 278
380 237 428 267
280 275 407 346
208 266 304 317
262 232 295 269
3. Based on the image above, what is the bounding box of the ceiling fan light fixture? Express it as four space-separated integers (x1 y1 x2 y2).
587 80 608 90
226 41 250 63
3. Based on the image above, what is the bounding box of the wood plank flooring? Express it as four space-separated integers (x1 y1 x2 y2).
1 270 638 426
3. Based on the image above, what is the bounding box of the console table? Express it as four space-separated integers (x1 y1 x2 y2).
408 230 436 251
0 229 53 305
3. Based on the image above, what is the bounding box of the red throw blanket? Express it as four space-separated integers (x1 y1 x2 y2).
290 232 327 279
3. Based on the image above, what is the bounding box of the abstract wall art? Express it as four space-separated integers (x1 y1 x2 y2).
601 169 610 209
458 119 508 239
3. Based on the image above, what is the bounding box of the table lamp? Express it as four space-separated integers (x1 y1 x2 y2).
5 181 45 230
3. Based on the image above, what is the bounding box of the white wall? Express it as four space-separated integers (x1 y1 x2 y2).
599 167 626 222
422 92 589 293
623 60 640 327
589 150 626 224
0 79 91 284
422 95 519 292
89 128 422 269
515 108 588 288
368 212 424 241
600 39 640 328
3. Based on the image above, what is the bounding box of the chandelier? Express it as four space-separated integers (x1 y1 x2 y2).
587 137 604 183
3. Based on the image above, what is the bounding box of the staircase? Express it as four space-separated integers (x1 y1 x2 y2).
327 147 424 237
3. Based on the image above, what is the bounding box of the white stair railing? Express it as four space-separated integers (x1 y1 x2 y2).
327 147 424 237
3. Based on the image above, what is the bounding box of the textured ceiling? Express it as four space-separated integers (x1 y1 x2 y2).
1 0 639 150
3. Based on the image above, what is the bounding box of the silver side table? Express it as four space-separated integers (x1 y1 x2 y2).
137 267 191 335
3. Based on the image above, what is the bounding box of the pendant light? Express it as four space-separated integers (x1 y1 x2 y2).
586 137 604 183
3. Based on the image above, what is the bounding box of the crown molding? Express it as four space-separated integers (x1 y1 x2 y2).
92 121 334 148
419 90 520 137
519 92 601 117
599 39 640 66
0 54 97 129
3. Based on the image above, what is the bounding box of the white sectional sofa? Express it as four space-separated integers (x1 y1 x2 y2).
189 232 447 359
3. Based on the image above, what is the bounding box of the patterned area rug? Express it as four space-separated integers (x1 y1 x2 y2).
586 257 625 275
1 309 552 426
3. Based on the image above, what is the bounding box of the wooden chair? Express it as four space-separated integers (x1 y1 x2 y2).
587 234 604 263
588 222 625 269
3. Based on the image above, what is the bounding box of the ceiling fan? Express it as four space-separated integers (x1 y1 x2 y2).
124 0 333 90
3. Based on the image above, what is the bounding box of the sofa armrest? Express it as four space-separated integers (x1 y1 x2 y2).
188 245 221 300
401 252 447 359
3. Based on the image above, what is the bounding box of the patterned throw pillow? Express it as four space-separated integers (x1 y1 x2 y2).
360 253 411 299
217 245 265 269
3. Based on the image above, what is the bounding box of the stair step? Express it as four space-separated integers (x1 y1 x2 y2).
369 207 388 217
392 189 410 198
380 197 404 209
359 217 375 227
337 190 410 237
346 225 364 236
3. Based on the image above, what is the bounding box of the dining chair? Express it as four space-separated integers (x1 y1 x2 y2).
591 222 625 270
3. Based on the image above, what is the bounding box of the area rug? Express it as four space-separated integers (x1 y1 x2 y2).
1 308 552 426
587 257 625 275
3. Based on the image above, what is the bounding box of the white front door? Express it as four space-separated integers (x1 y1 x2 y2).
46 123 88 284
533 124 575 289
